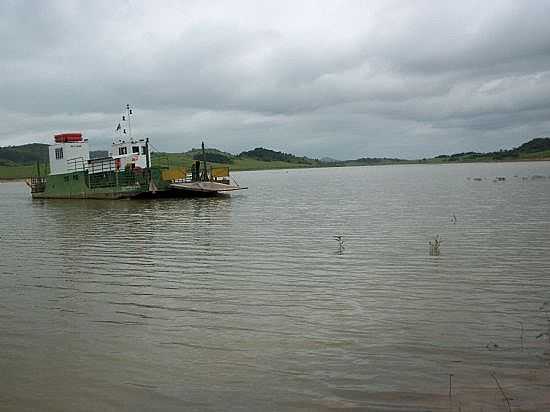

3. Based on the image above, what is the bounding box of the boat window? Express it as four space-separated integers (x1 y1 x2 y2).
118 147 127 155
132 146 140 154
141 146 147 155
55 148 64 159
73 174 79 180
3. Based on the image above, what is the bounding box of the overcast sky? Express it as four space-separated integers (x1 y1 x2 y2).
1 0 550 159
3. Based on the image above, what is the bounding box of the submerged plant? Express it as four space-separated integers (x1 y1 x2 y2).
490 372 512 412
429 235 442 256
536 302 550 343
334 235 344 254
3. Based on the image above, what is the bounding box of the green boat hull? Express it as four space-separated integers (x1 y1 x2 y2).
31 168 171 199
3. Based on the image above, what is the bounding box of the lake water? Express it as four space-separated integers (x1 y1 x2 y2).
1 162 550 411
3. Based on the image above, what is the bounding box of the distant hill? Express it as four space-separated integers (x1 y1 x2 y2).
189 148 233 164
320 156 339 163
1 137 549 179
153 147 235 167
186 147 234 158
435 137 550 162
0 143 48 166
342 157 412 166
515 137 550 152
151 146 320 171
238 147 313 164
192 152 233 163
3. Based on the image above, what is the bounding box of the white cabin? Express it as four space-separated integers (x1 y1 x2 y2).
48 134 151 175
110 139 150 170
48 133 90 175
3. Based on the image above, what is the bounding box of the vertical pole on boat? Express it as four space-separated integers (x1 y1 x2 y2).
201 141 207 181
145 137 151 186
126 104 132 139
145 138 150 169
36 161 40 178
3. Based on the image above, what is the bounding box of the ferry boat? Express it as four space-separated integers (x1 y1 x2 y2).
28 120 244 199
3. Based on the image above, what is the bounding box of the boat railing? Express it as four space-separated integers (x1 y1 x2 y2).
88 170 141 189
66 157 88 173
88 157 115 174
165 165 231 185
29 176 47 193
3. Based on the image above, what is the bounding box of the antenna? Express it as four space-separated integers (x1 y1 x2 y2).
126 104 132 139
201 141 208 181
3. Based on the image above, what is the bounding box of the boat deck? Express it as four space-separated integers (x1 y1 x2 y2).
169 181 243 193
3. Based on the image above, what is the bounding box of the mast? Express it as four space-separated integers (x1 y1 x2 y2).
120 104 133 139
126 104 132 139
145 137 151 186
145 138 150 169
201 141 208 181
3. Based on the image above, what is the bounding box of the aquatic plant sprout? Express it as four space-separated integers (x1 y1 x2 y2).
429 235 442 256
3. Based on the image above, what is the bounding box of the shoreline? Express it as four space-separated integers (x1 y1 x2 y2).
1 158 549 180
0 178 26 182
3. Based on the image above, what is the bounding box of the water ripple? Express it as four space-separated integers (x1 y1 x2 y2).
1 162 550 411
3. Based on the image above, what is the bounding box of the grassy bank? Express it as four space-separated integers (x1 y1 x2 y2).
0 164 48 180
1 137 549 179
152 152 315 171
2 154 549 180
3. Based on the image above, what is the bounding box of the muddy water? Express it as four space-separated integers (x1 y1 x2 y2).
1 162 549 411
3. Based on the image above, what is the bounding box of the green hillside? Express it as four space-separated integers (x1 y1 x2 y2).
516 137 550 152
152 148 318 171
433 137 550 162
238 147 313 164
1 137 550 180
153 138 550 171
0 143 49 166
0 143 49 179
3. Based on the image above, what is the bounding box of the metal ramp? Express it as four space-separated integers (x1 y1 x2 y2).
169 181 244 193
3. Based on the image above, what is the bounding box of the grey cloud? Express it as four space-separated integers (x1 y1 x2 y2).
1 0 550 158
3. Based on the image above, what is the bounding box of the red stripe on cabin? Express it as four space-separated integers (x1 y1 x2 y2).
54 133 82 143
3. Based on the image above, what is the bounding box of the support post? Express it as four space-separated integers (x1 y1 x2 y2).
201 141 208 181
145 137 151 186
145 138 150 169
